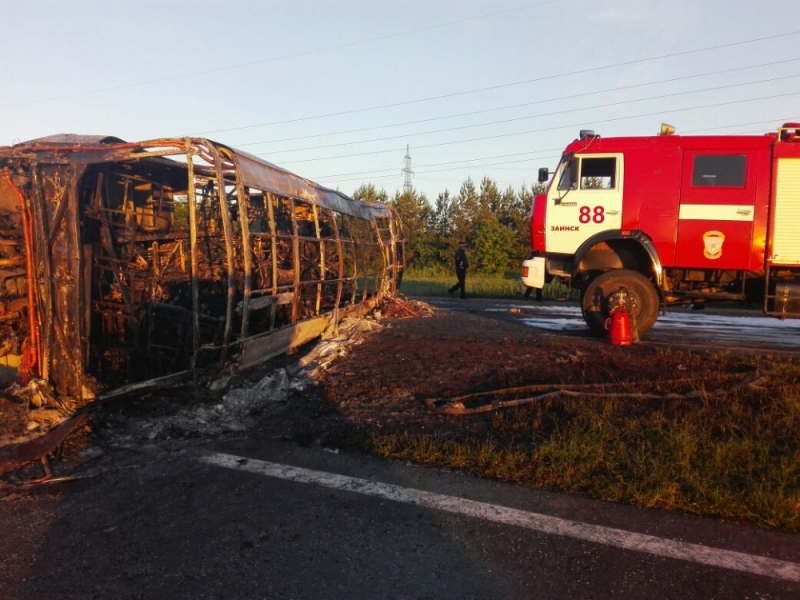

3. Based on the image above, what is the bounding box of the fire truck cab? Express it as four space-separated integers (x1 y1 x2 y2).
522 122 800 338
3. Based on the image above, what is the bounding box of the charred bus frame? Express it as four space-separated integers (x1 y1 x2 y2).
0 135 404 402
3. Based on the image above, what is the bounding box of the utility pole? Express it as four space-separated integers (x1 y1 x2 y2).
402 145 414 193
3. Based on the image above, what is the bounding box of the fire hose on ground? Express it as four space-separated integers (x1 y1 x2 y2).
425 374 765 416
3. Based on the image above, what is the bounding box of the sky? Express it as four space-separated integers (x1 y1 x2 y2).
2 0 799 201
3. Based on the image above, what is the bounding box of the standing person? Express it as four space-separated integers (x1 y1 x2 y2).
523 285 543 302
448 242 469 299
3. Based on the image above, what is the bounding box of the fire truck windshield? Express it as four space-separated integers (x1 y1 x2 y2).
556 153 578 194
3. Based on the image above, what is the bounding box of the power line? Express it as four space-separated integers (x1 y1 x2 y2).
320 117 794 187
0 0 560 110
332 155 562 184
308 117 792 191
683 117 797 134
311 149 562 179
250 73 800 155
194 29 800 136
273 90 800 165
317 117 794 190
237 57 800 146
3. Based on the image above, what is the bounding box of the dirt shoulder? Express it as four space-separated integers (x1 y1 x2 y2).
318 300 726 440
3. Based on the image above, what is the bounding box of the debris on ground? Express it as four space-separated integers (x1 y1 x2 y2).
0 300 400 484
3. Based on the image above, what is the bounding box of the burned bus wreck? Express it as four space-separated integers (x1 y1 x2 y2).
0 135 404 405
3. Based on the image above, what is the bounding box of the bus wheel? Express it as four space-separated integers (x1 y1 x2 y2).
581 269 660 338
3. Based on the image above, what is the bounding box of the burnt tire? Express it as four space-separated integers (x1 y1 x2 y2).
581 269 660 338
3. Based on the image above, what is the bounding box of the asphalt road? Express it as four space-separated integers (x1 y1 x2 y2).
426 296 800 355
1 437 799 600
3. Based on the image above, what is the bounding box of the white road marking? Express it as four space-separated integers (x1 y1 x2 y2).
201 452 800 583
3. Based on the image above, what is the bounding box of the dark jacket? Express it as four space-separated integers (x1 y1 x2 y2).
454 248 468 273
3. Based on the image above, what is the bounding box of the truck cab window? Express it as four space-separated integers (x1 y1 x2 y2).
691 154 747 187
579 157 617 190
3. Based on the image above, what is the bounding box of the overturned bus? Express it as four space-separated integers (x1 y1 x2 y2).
0 135 404 404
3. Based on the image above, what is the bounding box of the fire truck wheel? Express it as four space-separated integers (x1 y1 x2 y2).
580 269 659 338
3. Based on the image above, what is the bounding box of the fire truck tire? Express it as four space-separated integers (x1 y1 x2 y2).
581 269 659 338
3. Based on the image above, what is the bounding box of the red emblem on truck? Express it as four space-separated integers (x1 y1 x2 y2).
702 230 725 260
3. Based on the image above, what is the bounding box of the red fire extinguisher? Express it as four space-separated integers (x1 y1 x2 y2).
605 305 633 345
605 288 633 346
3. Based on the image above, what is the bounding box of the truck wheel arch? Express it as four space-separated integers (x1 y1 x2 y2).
573 230 664 288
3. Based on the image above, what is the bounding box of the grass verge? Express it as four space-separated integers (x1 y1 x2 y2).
367 353 800 532
400 267 575 299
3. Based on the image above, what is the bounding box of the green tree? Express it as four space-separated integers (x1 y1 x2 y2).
449 178 479 257
431 190 454 267
478 177 501 221
389 189 433 268
472 213 518 273
352 183 389 204
351 176 547 275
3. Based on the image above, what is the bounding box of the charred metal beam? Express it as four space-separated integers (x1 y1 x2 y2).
0 408 93 478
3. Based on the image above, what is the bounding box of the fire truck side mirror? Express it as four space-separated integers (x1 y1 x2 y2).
538 167 550 183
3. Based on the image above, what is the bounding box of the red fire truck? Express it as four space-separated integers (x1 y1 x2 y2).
521 122 800 338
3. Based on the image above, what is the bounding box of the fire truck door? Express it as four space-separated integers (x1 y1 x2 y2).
676 151 757 269
771 157 800 265
545 154 623 254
